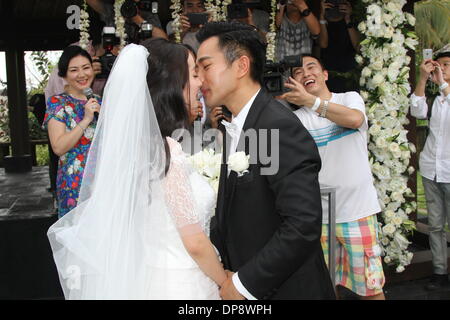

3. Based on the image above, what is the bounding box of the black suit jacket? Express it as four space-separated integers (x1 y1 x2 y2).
211 89 335 300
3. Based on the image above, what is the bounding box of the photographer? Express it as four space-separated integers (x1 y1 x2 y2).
87 0 168 41
166 0 209 52
318 0 360 92
410 49 450 291
281 55 386 300
228 0 270 40
275 0 320 62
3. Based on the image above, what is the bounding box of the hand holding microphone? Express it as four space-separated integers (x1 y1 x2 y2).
83 88 101 122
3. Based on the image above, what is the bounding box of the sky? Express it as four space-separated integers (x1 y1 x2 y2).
0 50 62 92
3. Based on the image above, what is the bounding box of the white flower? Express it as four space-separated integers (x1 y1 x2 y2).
392 216 403 226
189 149 222 195
396 265 405 273
405 12 415 26
384 256 392 264
388 142 400 153
391 191 405 203
384 210 395 219
375 136 387 148
372 73 384 86
361 67 372 78
355 55 364 65
382 223 396 236
228 152 250 175
369 124 381 136
401 150 410 160
370 60 383 71
381 237 390 246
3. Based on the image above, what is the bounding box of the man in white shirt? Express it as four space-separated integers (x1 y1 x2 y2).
281 54 385 300
410 49 450 291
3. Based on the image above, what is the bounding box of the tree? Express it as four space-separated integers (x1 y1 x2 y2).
415 0 450 52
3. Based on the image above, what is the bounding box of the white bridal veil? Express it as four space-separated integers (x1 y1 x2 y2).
47 44 168 299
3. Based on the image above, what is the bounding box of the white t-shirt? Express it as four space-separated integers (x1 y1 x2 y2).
294 91 381 223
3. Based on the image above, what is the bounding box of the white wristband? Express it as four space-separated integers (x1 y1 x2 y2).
320 100 329 118
320 20 327 25
311 97 321 112
439 82 449 91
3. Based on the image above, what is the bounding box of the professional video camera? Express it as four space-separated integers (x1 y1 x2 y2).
96 27 120 79
227 0 261 20
263 55 302 96
120 0 158 19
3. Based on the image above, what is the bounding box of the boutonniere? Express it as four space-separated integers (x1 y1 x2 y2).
227 152 250 177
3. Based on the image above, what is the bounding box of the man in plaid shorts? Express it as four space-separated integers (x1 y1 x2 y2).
281 54 385 299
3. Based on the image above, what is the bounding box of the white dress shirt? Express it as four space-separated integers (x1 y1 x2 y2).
221 89 260 300
410 92 450 183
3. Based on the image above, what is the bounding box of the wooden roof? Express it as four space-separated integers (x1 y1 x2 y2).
0 0 84 51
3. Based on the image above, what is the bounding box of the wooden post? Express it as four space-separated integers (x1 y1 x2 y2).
4 46 32 173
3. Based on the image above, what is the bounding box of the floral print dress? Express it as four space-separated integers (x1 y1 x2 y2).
43 93 101 218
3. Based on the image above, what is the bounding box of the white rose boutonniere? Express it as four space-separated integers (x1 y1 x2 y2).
228 152 250 177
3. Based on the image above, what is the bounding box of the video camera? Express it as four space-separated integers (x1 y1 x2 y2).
227 0 261 20
120 0 158 18
96 27 120 79
279 0 293 5
263 55 303 96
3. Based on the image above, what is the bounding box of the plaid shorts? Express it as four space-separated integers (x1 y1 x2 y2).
321 214 385 297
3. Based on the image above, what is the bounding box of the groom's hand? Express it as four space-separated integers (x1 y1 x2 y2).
220 271 246 300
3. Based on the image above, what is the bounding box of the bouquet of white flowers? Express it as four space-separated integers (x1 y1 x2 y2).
187 149 222 195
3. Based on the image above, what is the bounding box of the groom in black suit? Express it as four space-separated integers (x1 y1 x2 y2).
196 22 335 300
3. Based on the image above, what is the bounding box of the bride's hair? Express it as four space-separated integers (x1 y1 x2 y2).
142 38 192 173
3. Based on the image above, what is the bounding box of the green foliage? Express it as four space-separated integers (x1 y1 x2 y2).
30 51 54 92
36 144 50 166
0 96 9 143
414 0 450 52
28 112 47 140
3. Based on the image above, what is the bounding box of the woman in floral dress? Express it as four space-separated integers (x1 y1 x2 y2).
43 46 102 218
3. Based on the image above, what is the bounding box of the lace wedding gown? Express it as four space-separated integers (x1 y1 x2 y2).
143 137 220 299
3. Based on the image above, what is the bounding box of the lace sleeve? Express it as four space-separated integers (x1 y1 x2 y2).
164 138 203 237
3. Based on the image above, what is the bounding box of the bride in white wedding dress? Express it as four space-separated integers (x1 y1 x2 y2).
47 40 226 299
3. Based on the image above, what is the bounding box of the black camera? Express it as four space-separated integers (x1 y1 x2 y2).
324 0 346 20
227 0 261 20
120 0 158 19
263 55 302 96
279 0 293 5
138 20 153 41
186 12 209 26
96 27 119 79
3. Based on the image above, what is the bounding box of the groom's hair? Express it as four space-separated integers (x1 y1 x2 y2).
196 21 266 85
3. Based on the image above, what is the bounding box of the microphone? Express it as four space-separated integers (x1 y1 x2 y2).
83 88 99 120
